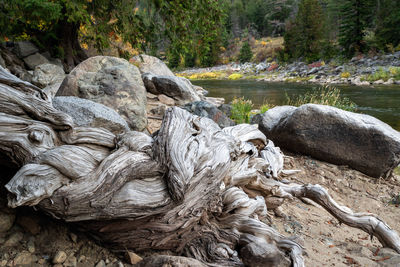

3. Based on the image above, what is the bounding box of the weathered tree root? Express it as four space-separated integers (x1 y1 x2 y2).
0 66 399 266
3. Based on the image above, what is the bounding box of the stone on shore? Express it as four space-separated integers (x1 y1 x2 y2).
184 101 235 128
252 104 400 178
142 73 201 105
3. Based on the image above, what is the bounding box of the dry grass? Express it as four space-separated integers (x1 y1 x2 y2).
221 37 284 63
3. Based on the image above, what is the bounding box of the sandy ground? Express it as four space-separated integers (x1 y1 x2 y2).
273 152 400 266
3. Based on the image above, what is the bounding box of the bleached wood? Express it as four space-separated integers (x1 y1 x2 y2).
0 67 399 266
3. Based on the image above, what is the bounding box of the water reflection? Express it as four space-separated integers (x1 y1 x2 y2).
193 80 400 131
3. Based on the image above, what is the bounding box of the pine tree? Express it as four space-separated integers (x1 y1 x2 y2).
238 41 253 63
338 0 376 57
283 0 324 62
0 0 228 70
375 0 400 50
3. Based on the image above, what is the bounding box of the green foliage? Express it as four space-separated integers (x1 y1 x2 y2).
228 0 296 37
238 41 253 63
375 0 400 51
230 97 254 124
364 67 400 82
228 73 244 80
0 0 228 68
389 192 400 205
395 166 400 176
365 68 390 82
285 85 357 111
259 102 271 113
283 0 324 62
338 0 376 57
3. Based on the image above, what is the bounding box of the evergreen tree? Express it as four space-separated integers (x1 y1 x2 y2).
283 0 324 62
0 0 228 70
238 41 253 63
338 0 376 57
375 0 400 50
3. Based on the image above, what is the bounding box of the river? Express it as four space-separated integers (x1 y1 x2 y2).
192 80 400 131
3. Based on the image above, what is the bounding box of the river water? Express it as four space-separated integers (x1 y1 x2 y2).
192 80 400 131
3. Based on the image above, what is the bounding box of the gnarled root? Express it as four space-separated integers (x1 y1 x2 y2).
0 66 399 266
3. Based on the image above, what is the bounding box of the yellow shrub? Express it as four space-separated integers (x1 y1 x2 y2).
340 72 351 78
389 67 400 75
228 73 243 80
260 41 267 46
188 72 220 80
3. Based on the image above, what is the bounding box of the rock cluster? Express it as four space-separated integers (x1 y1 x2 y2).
179 52 400 86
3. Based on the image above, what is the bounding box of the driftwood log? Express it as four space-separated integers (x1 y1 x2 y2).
0 66 399 266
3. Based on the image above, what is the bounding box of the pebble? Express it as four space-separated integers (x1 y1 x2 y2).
95 260 106 267
77 255 86 262
13 251 33 265
27 238 35 253
64 255 77 267
0 260 6 267
0 211 15 233
52 251 67 264
158 94 175 106
69 232 78 243
125 251 143 265
4 232 23 247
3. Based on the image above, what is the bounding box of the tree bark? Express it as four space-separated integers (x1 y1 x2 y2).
0 66 399 266
58 19 88 72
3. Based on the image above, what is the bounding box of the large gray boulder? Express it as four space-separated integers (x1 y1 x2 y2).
130 54 174 76
53 96 129 134
32 63 65 88
183 101 235 128
252 104 400 178
142 73 201 105
56 56 147 131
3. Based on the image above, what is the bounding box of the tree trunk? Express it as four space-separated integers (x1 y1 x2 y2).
0 67 399 266
59 20 88 72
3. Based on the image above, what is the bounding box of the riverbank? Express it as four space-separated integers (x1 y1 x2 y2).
178 52 400 86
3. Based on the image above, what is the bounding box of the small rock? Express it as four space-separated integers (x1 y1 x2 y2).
77 255 86 263
4 232 23 247
158 94 175 106
32 63 65 88
23 52 49 70
13 251 33 266
13 41 39 58
27 239 35 253
52 251 67 264
69 233 77 243
17 215 41 235
146 92 158 100
64 255 77 267
95 260 106 267
125 251 143 265
0 211 15 233
150 104 166 117
0 260 7 267
37 258 46 265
